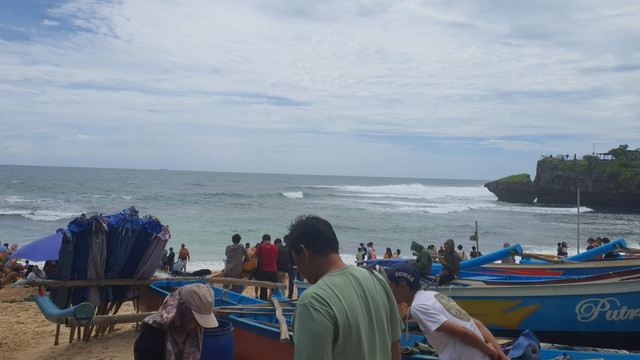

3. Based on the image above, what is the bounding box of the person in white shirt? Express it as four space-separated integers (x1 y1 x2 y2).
387 263 508 360
456 245 468 261
172 261 185 274
26 265 45 281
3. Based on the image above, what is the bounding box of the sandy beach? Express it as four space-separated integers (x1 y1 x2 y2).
0 279 267 360
0 287 137 360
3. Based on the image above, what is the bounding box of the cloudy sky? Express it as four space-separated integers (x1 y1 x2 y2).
1 0 639 180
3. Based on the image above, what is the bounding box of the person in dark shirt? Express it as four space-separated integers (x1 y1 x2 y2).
274 238 291 296
436 239 461 285
601 237 619 259
285 234 303 298
165 247 176 272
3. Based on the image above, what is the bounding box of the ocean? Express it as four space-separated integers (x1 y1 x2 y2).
2 164 640 270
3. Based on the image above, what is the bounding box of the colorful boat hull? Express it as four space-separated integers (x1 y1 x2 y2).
432 270 640 350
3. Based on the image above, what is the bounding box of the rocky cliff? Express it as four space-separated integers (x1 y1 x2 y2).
485 154 640 210
484 174 536 204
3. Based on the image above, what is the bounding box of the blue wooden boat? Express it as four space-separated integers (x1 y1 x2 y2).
147 279 294 360
145 279 640 359
421 267 640 350
367 239 640 280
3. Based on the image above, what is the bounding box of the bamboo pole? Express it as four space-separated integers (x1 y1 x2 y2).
620 247 640 255
68 325 75 343
215 299 296 310
106 300 124 334
520 252 577 264
54 324 61 345
68 312 155 327
93 302 109 339
29 277 285 289
66 298 300 331
213 309 294 316
269 297 291 343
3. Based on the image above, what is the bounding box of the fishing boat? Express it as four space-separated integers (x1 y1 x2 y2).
461 257 640 278
419 267 640 350
145 279 640 359
366 238 640 280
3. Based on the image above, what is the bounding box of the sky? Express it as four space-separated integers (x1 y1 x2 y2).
1 0 639 180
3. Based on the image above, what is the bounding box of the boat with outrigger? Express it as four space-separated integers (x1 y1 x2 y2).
364 238 640 281
359 240 640 350
141 278 640 359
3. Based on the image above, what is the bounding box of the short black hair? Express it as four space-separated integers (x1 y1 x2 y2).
232 233 242 244
274 238 282 245
287 215 339 256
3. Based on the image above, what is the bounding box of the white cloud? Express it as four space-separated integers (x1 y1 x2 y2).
41 20 60 26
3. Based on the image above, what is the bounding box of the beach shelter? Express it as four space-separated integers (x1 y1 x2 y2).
9 229 64 262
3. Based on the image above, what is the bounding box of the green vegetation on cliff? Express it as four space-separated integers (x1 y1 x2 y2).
486 145 640 209
540 145 640 184
495 173 532 183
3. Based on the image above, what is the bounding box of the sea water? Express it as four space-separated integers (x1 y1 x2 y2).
2 164 639 271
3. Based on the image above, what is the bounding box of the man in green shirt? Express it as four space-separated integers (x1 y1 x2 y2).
287 215 403 360
355 247 365 265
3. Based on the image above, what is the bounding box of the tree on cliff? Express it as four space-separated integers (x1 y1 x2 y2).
608 144 629 160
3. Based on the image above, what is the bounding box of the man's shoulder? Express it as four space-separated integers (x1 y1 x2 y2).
301 267 379 301
265 243 278 251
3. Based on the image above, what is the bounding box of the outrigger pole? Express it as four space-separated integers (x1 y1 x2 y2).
577 186 581 254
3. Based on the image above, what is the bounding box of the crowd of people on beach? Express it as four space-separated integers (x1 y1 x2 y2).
164 216 506 360
563 236 619 259
0 242 57 288
221 232 303 300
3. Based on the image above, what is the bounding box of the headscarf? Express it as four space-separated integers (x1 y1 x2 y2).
140 286 205 360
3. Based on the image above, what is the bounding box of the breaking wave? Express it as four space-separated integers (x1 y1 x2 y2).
281 191 304 199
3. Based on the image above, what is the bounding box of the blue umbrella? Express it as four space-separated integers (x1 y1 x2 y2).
10 229 63 262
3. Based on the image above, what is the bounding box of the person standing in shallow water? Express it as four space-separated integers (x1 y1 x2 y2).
367 242 377 260
287 215 402 360
166 247 176 272
178 244 190 272
384 247 393 259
